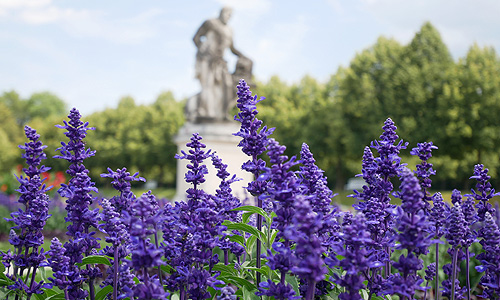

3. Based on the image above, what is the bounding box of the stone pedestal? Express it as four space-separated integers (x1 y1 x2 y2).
173 121 253 201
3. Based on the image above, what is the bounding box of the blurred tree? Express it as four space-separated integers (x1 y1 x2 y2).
86 93 184 187
436 44 500 186
27 92 67 120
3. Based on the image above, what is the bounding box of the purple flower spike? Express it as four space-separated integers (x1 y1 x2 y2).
256 279 300 299
233 79 274 285
175 133 211 191
299 143 336 215
54 108 101 298
4 126 52 297
410 141 438 211
234 79 275 160
467 164 499 222
101 167 145 214
475 212 500 299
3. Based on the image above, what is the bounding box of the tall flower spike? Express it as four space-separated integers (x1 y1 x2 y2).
466 164 499 222
410 141 438 212
101 167 145 214
443 205 467 300
386 168 431 299
299 143 335 215
290 197 327 300
5 126 51 297
54 108 101 299
475 212 500 299
233 79 274 285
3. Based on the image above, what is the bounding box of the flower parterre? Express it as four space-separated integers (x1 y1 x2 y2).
0 79 498 300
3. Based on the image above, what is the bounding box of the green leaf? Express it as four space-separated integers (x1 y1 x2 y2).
219 275 257 291
224 222 262 240
39 266 48 283
160 264 174 274
76 255 112 267
33 293 47 300
246 235 257 255
231 206 268 219
43 289 59 297
285 274 300 295
95 285 113 300
242 212 253 224
242 286 260 300
245 267 269 277
228 234 245 246
171 293 180 300
45 292 67 300
211 263 237 276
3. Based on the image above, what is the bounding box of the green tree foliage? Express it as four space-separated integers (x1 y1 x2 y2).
255 22 500 190
86 92 184 187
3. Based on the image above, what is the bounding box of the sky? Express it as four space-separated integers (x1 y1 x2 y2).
1 0 500 115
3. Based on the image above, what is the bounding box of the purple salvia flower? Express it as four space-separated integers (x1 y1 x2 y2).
266 138 301 238
444 205 467 300
217 286 237 300
466 164 499 222
370 118 408 182
335 213 380 300
169 134 223 299
425 262 437 282
55 108 101 299
211 152 243 264
258 138 303 297
233 79 274 283
353 118 407 280
98 198 130 299
298 143 335 215
289 197 327 300
99 168 146 298
475 212 500 299
4 126 51 297
175 133 211 199
451 189 462 206
410 141 438 212
429 192 449 300
211 152 241 221
256 279 300 300
101 167 145 214
386 168 431 299
48 238 73 294
461 195 477 300
395 168 432 254
298 143 341 251
126 193 168 300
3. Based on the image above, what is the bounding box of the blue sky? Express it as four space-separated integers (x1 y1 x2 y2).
1 0 499 115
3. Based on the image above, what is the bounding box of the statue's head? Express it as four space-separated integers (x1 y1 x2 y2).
219 6 232 24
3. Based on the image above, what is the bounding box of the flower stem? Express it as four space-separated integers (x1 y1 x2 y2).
451 248 458 300
305 279 316 300
465 247 470 300
113 246 119 300
435 235 440 300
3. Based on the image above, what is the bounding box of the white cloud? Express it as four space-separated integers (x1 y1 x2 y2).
19 6 94 24
2 1 164 44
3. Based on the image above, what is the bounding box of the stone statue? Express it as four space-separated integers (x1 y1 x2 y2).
186 7 253 123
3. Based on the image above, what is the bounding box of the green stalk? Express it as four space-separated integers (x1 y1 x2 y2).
451 249 459 300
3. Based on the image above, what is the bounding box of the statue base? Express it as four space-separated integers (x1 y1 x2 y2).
173 121 253 201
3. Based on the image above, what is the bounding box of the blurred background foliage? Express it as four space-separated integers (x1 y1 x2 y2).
0 22 500 192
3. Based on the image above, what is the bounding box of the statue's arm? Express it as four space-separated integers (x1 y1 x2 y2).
193 21 210 48
230 42 244 58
